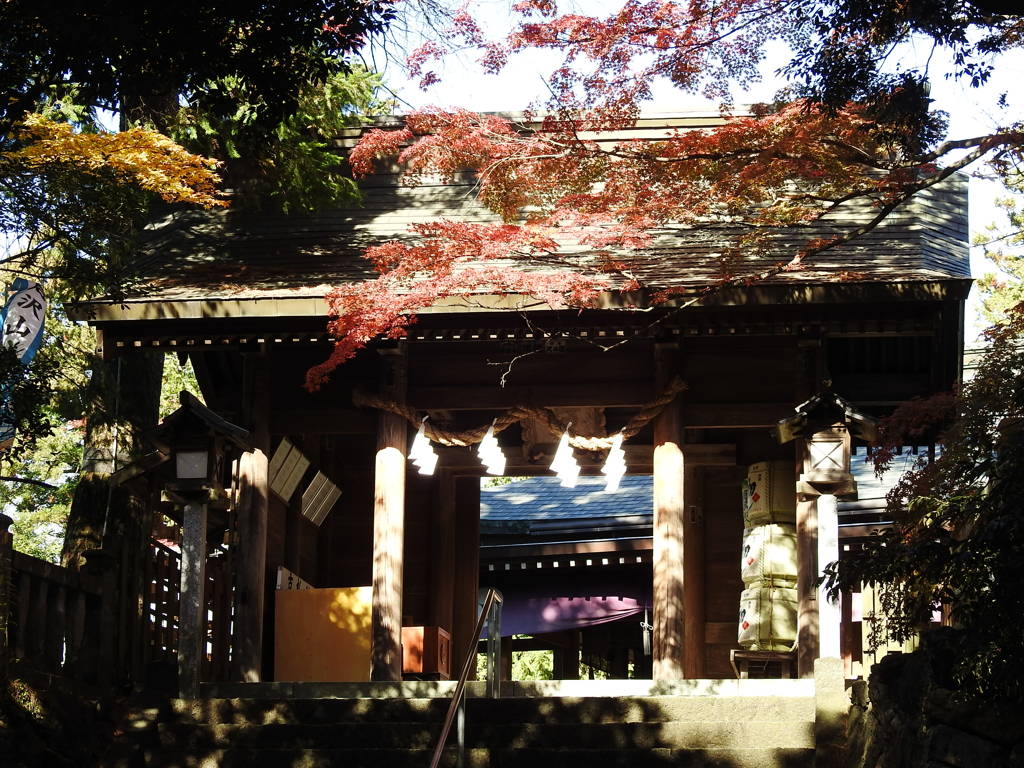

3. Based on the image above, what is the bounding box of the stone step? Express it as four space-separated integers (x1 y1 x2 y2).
157 722 440 751
172 695 815 726
146 746 816 768
200 678 815 701
479 720 815 750
171 696 450 725
467 695 816 725
157 719 814 751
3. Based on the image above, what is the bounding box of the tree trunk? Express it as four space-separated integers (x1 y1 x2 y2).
62 349 164 687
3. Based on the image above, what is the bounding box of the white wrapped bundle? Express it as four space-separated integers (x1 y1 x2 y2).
741 524 798 587
738 584 798 651
742 461 796 525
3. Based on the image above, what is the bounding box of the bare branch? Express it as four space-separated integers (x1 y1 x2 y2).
0 475 58 490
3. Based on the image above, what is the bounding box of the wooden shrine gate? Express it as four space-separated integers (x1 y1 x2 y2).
64 113 970 690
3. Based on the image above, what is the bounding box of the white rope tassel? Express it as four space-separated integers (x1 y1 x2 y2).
602 432 626 493
477 424 506 476
408 419 438 475
550 425 580 488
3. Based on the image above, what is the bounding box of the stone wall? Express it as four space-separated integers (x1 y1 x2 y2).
846 651 1024 768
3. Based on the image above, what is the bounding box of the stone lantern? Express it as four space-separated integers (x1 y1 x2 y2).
152 391 252 699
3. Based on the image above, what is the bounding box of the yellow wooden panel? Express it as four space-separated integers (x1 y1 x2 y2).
274 586 372 682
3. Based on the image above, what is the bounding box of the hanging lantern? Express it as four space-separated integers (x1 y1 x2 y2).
601 432 626 493
549 425 580 488
477 423 506 476
408 418 438 476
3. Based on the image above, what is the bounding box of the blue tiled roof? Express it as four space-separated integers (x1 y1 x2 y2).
840 445 937 515
848 446 930 500
479 449 920 529
479 475 652 524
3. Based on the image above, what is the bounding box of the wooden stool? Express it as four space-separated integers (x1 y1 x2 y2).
730 649 796 679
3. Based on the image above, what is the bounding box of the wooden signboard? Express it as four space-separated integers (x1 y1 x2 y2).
274 586 372 682
269 437 310 502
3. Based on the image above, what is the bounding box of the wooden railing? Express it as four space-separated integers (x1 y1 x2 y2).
204 551 234 681
142 539 235 685
0 514 115 685
1 514 234 690
143 539 181 676
430 588 503 768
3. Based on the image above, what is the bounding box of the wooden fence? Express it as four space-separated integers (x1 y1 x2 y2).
0 514 115 685
142 539 235 683
1 514 234 690
144 540 181 676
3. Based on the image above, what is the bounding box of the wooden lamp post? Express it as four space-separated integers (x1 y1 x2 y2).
153 391 252 699
775 386 876 678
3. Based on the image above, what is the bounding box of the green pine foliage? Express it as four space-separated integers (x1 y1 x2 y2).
173 64 390 214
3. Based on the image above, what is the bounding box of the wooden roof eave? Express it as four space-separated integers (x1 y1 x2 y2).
69 277 973 325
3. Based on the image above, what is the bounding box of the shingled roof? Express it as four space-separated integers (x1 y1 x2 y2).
76 113 971 320
480 475 653 537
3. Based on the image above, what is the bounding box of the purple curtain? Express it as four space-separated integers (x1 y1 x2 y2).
484 571 651 637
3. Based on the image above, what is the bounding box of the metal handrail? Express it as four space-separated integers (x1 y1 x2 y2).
429 588 503 768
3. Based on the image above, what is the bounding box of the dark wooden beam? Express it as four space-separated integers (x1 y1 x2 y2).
481 537 653 560
681 402 792 429
407 382 652 410
188 352 222 413
838 523 890 539
341 399 789 436
433 443 734 473
429 469 456 637
268 409 377 436
452 477 480 681
704 621 738 645
682 465 706 679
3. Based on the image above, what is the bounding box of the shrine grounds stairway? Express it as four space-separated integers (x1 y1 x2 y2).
104 674 840 768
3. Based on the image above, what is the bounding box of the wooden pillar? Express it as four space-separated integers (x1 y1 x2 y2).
797 425 852 677
681 464 705 678
794 335 822 679
817 494 841 659
609 646 629 679
451 476 480 679
429 468 456 636
795 485 819 678
552 633 580 680
372 411 406 680
232 349 270 682
178 500 207 699
371 347 407 682
500 636 513 682
285 492 302 575
652 342 686 680
566 632 580 680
